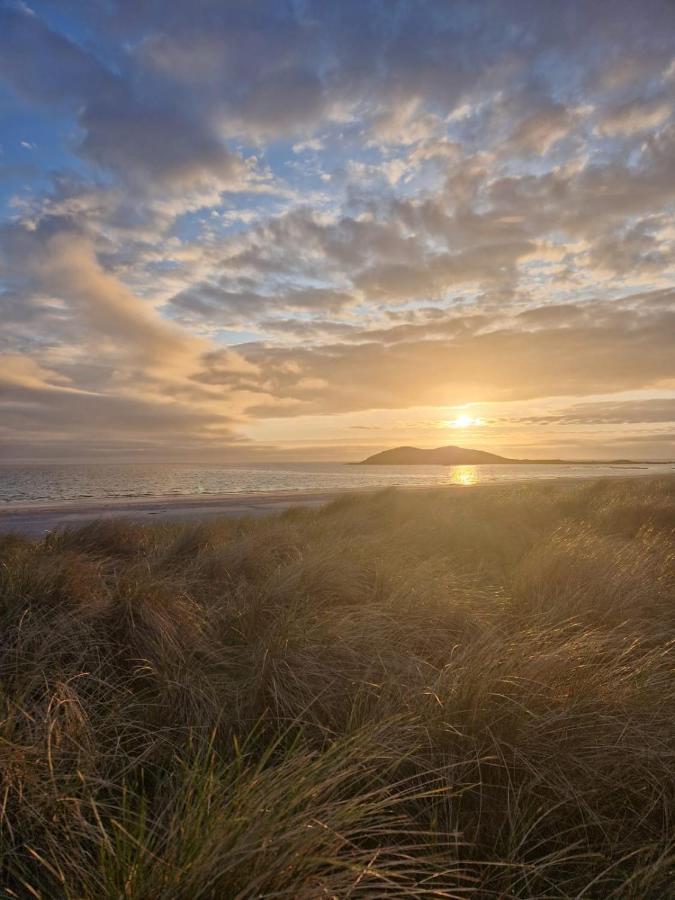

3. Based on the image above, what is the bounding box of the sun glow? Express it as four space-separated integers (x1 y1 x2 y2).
449 414 484 429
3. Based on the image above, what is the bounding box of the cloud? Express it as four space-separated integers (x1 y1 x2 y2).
0 380 243 460
355 239 534 299
0 354 79 392
517 398 675 425
0 5 113 104
79 98 251 195
169 283 356 326
0 5 255 199
486 124 675 252
596 99 672 137
211 196 539 309
2 222 206 372
193 300 675 418
0 218 260 459
2 0 675 458
506 102 576 155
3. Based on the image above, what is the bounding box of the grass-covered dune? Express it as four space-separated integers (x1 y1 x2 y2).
1 478 674 899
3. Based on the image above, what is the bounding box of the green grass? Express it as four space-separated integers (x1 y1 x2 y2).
1 477 673 898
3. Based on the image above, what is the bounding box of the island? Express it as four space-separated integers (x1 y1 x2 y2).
356 445 644 465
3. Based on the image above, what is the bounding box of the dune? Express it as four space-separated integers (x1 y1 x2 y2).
1 476 673 897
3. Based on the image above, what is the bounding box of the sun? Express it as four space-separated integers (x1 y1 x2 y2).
449 414 483 429
453 414 473 428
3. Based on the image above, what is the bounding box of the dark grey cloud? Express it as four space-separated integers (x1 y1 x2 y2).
0 5 249 195
488 123 675 240
79 98 246 192
207 198 538 310
588 217 670 277
0 5 113 104
170 283 355 326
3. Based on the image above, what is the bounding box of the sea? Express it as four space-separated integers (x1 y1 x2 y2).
1 461 673 505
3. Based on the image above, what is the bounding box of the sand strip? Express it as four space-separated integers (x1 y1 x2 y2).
0 490 348 537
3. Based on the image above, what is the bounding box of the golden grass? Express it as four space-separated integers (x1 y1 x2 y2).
1 477 673 897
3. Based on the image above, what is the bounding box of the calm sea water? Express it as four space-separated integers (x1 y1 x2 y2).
0 461 672 504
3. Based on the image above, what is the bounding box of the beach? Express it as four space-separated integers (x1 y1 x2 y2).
0 489 345 537
2 472 671 538
2 461 673 537
0 479 621 537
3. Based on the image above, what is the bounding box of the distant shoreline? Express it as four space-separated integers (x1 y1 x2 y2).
355 443 673 466
353 459 673 466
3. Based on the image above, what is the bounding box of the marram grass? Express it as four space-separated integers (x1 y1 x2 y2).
0 477 673 898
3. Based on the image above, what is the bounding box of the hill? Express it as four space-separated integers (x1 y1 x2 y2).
358 444 518 465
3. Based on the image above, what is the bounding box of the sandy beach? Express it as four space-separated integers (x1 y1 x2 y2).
0 490 353 537
0 481 565 537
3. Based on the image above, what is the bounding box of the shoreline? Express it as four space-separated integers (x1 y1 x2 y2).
1 472 672 538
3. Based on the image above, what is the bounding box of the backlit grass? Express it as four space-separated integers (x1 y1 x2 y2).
1 477 673 897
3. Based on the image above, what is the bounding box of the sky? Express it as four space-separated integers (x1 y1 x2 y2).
1 0 674 463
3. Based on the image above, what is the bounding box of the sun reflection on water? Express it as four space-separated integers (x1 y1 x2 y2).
449 465 478 486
